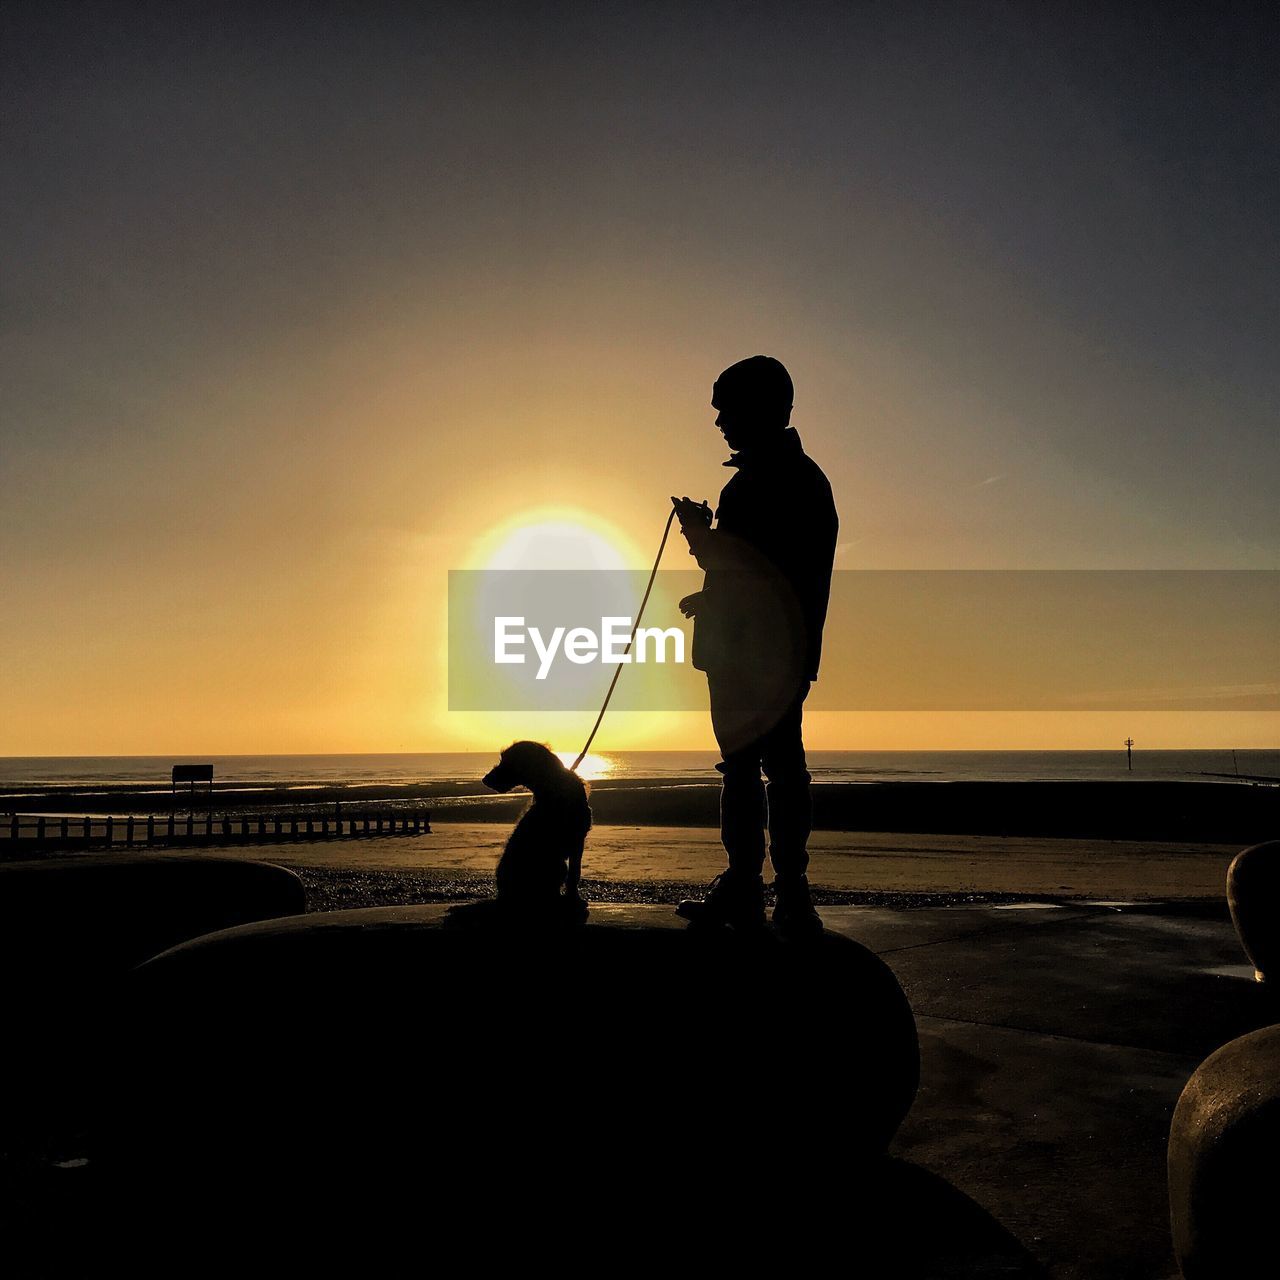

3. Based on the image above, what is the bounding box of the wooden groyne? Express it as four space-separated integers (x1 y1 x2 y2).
1 809 432 853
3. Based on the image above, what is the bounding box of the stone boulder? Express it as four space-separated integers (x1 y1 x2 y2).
1227 840 1280 983
1168 1023 1280 1278
3 854 305 1151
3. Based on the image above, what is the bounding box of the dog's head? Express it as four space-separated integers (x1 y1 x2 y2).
482 741 569 794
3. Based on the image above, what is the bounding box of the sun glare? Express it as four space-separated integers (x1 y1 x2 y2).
440 506 680 755
555 750 613 780
466 506 644 571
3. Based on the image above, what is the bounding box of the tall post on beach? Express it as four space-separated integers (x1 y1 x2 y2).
1125 737 1134 771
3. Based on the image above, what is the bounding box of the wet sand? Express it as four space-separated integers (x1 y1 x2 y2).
205 820 1240 909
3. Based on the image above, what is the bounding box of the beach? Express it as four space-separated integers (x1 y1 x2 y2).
221 821 1242 912
5 756 1272 910
3 761 1273 1279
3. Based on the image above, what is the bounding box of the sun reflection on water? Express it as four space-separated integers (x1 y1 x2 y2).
556 751 614 781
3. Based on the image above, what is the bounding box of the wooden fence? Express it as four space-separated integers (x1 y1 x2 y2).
1 810 432 852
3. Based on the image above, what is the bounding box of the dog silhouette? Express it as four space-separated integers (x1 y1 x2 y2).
451 741 591 924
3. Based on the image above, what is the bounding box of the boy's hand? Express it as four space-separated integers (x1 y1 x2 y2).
671 497 713 557
671 496 712 528
678 591 703 618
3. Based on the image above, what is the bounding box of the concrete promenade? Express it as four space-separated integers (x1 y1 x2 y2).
809 901 1273 1278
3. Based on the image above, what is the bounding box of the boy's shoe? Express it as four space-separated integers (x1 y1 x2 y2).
676 870 766 929
559 889 589 924
772 874 824 939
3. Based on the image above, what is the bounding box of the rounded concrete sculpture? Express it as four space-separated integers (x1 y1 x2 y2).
1168 1023 1280 1279
1226 840 1280 983
5 854 306 1156
0 854 306 977
99 904 918 1262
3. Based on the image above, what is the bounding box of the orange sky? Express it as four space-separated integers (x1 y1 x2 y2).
5 281 1278 756
4 7 1277 756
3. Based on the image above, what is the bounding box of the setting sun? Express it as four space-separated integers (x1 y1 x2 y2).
434 503 690 756
467 507 646 572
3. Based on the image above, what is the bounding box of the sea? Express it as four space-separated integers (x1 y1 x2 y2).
2 750 1278 791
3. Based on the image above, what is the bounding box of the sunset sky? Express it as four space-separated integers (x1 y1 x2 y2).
3 3 1277 755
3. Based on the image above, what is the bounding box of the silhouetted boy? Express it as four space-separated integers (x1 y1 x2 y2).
672 356 838 936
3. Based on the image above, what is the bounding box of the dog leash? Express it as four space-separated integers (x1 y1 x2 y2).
569 505 683 773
